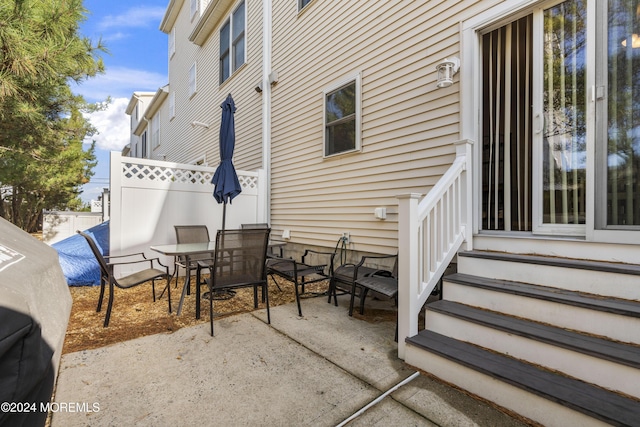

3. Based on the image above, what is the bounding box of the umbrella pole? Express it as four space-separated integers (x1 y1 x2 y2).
206 200 235 301
222 202 227 231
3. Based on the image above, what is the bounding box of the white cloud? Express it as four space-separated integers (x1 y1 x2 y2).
98 6 166 31
72 66 166 102
84 97 130 151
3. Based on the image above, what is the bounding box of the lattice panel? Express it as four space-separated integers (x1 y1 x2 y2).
122 162 258 190
239 175 258 190
122 163 213 185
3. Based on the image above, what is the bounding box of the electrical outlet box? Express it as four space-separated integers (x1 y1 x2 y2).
342 232 350 244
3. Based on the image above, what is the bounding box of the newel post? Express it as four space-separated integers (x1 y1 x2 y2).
396 192 421 359
454 139 474 251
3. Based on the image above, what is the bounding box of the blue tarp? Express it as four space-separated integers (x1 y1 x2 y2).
53 221 109 286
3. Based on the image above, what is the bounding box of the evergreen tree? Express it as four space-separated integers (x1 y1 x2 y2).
0 0 106 231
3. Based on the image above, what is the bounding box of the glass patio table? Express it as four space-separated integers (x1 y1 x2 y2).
151 241 284 319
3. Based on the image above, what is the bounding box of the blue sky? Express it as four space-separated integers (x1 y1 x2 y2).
73 0 169 203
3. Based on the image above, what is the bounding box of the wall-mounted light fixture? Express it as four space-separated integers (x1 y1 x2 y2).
622 33 640 48
191 121 210 129
435 57 460 88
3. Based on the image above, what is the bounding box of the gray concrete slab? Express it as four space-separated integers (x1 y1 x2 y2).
52 295 529 427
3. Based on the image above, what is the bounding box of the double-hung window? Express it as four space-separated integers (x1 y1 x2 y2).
324 74 361 157
220 1 246 84
189 63 197 98
299 0 313 11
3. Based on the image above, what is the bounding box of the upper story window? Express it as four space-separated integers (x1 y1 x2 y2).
189 63 197 98
219 1 245 84
190 0 199 20
324 74 361 157
299 0 313 11
169 27 176 59
141 132 148 159
169 92 175 120
151 116 160 149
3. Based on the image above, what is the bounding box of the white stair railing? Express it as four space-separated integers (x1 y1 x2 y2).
397 139 473 359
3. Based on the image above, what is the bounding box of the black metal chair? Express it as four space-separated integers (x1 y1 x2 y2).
329 253 398 316
206 228 271 336
266 249 335 317
77 230 170 327
174 225 214 295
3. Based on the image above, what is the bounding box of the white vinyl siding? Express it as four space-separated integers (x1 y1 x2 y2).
159 0 262 171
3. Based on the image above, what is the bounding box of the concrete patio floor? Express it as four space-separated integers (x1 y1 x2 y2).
52 294 530 426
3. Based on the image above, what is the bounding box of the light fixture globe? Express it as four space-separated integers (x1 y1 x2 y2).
436 57 460 88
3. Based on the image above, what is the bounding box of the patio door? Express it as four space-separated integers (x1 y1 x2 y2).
481 1 587 235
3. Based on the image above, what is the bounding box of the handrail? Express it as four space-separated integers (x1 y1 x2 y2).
397 139 473 359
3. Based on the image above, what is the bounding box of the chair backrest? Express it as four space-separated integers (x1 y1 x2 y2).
211 228 270 287
77 230 110 279
241 223 269 229
175 225 211 263
174 225 210 244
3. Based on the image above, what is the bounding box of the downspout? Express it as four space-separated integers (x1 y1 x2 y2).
261 0 273 225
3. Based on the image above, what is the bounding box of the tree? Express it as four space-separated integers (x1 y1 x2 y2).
0 0 106 232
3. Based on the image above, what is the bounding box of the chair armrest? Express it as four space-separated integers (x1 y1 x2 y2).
104 252 148 261
355 254 398 278
301 249 336 275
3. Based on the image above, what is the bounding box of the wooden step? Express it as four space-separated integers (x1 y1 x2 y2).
406 330 640 427
426 300 640 397
429 300 640 369
442 273 640 344
459 250 640 276
457 251 640 300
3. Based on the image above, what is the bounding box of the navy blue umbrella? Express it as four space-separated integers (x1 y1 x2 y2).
211 94 242 230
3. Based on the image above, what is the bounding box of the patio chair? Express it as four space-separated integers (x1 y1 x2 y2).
329 253 398 316
266 249 335 317
77 231 170 327
174 225 214 295
206 228 271 336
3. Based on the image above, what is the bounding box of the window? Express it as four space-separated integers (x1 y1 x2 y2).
141 132 148 159
189 63 197 98
151 117 160 149
476 0 640 235
169 92 175 119
190 0 199 20
169 27 176 59
324 74 361 157
299 0 313 11
219 1 245 84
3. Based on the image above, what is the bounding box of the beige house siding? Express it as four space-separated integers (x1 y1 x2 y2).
161 0 263 170
269 0 496 254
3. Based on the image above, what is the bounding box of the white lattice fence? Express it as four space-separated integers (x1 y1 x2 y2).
110 152 266 275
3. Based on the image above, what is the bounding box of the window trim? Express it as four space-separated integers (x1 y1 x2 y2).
323 73 362 158
219 1 246 85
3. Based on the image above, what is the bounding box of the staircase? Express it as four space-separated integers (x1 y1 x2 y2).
404 250 640 427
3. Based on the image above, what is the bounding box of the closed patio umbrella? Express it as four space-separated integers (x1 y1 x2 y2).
211 94 242 230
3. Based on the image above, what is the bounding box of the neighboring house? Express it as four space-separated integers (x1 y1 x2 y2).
124 92 155 159
126 86 170 161
125 0 640 424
